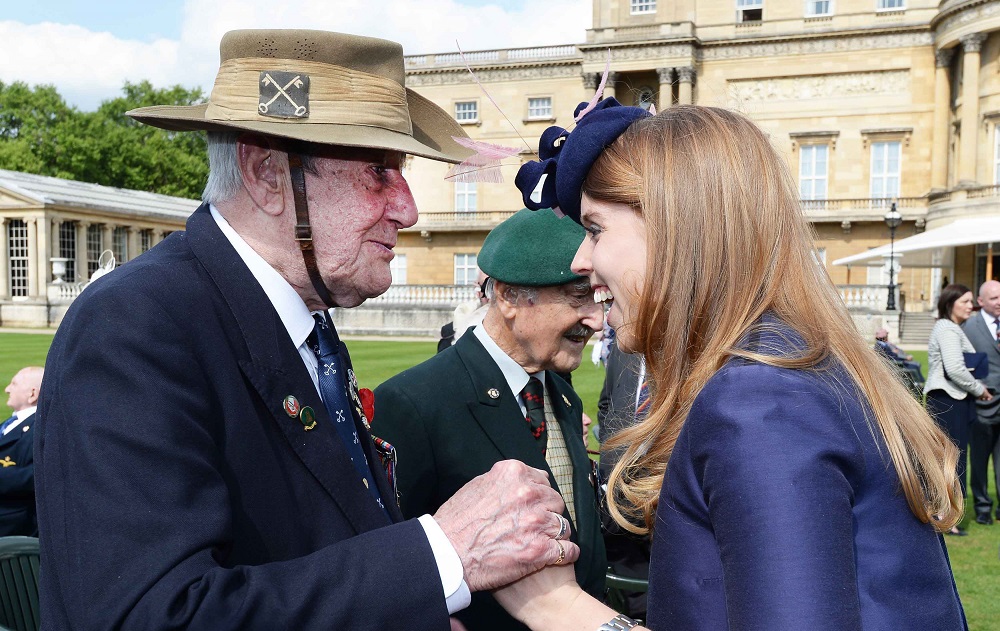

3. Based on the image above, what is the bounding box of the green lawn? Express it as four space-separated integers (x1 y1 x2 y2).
3 333 998 626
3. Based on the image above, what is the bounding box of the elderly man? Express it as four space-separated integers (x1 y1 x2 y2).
36 30 576 630
963 279 1000 525
1 366 42 536
375 208 606 631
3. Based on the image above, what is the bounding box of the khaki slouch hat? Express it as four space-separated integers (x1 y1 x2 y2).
127 29 471 163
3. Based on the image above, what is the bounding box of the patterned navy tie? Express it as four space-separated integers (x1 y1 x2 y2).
308 313 385 513
0 416 14 435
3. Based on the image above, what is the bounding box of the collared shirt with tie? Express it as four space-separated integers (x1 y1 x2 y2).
473 326 578 528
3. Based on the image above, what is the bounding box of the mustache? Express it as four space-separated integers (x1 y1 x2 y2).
564 325 594 338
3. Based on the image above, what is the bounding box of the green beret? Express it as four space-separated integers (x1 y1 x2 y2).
478 208 586 287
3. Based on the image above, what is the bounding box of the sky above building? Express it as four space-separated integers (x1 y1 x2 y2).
1 0 590 110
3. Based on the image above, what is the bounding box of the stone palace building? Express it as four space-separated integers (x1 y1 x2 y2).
2 0 999 337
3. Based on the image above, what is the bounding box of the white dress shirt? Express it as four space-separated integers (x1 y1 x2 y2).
3 405 36 435
210 206 470 613
473 324 545 413
981 308 999 341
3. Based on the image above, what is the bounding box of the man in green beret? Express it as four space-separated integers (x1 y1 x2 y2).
375 208 607 631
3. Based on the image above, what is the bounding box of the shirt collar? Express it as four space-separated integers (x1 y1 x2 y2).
473 324 546 398
981 308 999 330
210 204 320 349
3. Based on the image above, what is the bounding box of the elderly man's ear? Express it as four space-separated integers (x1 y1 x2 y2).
236 135 289 217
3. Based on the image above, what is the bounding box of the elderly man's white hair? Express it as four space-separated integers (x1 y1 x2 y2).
202 132 321 205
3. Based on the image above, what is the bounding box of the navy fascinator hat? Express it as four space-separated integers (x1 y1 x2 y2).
514 97 650 224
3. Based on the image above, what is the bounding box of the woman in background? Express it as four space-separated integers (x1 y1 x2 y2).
925 283 992 536
495 103 967 630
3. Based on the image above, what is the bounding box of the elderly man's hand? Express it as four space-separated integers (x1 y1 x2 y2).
433 460 579 591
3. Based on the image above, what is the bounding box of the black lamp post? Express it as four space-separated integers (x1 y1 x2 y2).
884 202 902 311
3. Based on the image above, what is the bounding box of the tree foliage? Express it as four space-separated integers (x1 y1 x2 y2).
0 80 209 199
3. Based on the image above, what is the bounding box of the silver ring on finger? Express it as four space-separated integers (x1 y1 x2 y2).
556 515 568 540
555 540 566 565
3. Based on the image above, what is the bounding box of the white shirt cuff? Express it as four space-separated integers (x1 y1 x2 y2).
418 514 472 614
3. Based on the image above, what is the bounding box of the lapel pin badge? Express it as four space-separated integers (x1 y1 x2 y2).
487 387 500 399
283 395 301 418
562 394 571 408
299 406 317 431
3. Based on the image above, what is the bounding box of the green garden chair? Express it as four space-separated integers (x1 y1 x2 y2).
0 537 40 631
605 571 649 620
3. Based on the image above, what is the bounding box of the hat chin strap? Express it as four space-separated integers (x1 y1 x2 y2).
288 153 337 309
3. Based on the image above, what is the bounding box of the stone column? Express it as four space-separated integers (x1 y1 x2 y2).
50 218 60 283
127 226 139 261
604 71 619 101
677 67 695 104
101 224 113 262
959 33 986 185
27 218 39 298
656 67 674 109
582 72 599 98
0 218 8 298
931 48 955 191
76 221 89 283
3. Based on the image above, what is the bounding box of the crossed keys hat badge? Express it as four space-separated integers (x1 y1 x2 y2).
259 71 310 119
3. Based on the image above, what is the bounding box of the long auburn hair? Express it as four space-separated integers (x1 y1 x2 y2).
584 105 962 533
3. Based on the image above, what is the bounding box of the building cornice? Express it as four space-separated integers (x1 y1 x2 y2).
930 0 997 31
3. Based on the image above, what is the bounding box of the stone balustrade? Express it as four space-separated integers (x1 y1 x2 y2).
837 284 902 312
405 45 578 68
366 284 478 307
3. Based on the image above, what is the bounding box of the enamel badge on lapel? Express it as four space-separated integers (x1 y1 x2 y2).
562 394 572 408
0 456 15 468
283 395 301 418
487 387 500 399
299 406 317 431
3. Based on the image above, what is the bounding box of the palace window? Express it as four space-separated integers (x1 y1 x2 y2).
454 254 479 285
806 0 832 16
870 141 901 199
630 0 656 14
527 97 553 120
799 145 829 201
58 221 77 282
737 0 763 22
637 86 656 111
112 226 128 265
7 220 28 298
454 101 478 123
455 181 477 213
390 254 407 285
139 229 152 254
876 0 904 9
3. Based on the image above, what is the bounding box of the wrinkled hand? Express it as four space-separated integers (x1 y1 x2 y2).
434 460 580 591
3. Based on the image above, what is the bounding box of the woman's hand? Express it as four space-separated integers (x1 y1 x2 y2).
493 565 650 631
493 564 581 626
979 389 993 402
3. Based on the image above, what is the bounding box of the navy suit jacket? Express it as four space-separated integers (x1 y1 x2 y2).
36 205 449 630
0 413 37 537
646 323 967 630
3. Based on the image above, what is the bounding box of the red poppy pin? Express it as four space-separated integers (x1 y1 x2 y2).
359 388 375 425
